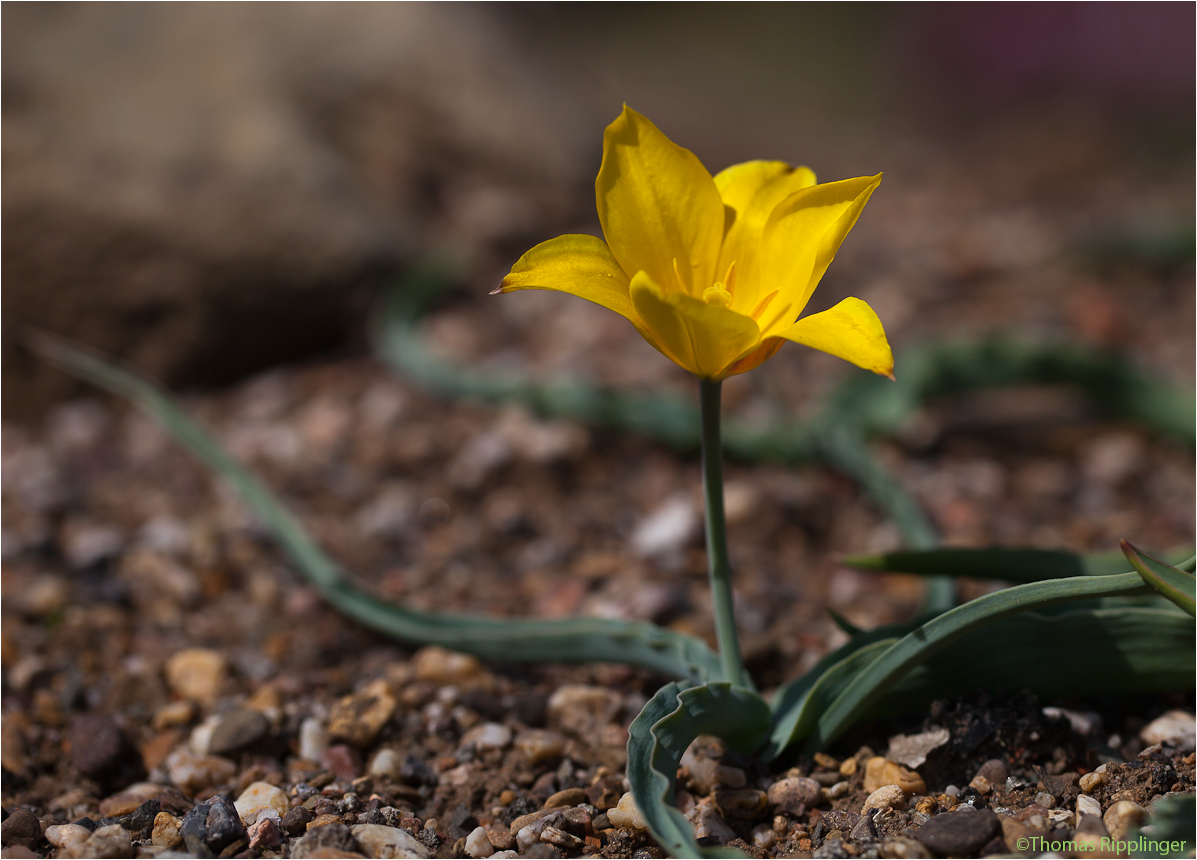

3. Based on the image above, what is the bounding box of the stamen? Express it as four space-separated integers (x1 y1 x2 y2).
723 260 738 295
672 258 688 293
749 290 779 320
703 285 733 308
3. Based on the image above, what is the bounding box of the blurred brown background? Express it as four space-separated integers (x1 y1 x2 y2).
4 2 1194 420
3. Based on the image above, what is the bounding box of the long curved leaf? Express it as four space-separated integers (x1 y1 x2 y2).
1122 541 1196 616
802 571 1159 753
31 333 724 682
627 682 771 858
845 546 1195 582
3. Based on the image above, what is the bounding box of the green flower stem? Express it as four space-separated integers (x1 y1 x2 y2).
700 378 753 690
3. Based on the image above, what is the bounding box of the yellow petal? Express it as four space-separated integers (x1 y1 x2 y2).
597 107 724 298
629 270 762 379
778 297 894 378
497 233 635 322
756 173 882 335
713 161 817 314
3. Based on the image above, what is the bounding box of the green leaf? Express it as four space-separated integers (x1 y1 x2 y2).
1132 793 1195 858
845 546 1195 583
802 571 1158 753
627 682 771 858
1121 541 1196 616
31 333 724 682
765 637 897 760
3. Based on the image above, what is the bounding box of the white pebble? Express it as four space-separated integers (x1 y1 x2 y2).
1076 794 1102 818
234 781 289 824
751 823 776 849
299 716 328 760
862 785 907 813
607 791 648 831
465 825 494 858
45 824 91 849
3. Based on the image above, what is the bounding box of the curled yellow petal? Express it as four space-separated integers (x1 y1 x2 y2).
757 173 882 334
778 297 894 378
597 107 724 298
629 271 762 379
497 233 635 322
713 161 817 314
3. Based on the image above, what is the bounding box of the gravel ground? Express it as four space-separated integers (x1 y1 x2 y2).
2 113 1195 858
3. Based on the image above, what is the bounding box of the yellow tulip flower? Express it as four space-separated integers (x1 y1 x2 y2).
495 106 894 381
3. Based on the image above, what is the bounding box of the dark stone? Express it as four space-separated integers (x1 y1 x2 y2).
208 710 270 756
99 798 159 833
71 817 97 832
399 755 437 787
447 804 478 840
0 808 42 849
180 794 248 858
587 777 623 811
359 808 386 825
419 826 442 849
217 838 249 858
849 810 878 843
914 809 1000 857
280 805 311 837
292 822 357 859
68 714 141 788
822 810 861 833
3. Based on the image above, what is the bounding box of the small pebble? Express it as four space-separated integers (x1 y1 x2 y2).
862 785 906 813
767 777 821 814
151 812 182 848
369 748 402 780
164 748 237 794
320 743 362 781
825 780 850 800
1103 800 1146 842
544 787 586 809
546 684 623 736
413 646 494 691
514 729 566 765
248 816 285 850
299 717 329 761
281 806 312 836
1034 791 1056 808
463 722 513 751
878 836 932 858
1140 710 1196 751
72 824 131 859
352 823 431 858
975 759 1008 786
751 823 776 848
234 781 289 823
328 679 397 748
607 792 648 831
208 708 270 755
164 648 227 705
45 824 91 850
685 799 735 845
1079 771 1107 793
968 775 991 795
864 757 926 794
465 825 494 857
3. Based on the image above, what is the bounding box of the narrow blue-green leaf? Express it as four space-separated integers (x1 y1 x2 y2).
1121 541 1196 616
765 638 896 760
31 333 723 681
627 682 770 858
803 571 1154 753
1131 793 1195 858
826 608 863 637
845 546 1194 583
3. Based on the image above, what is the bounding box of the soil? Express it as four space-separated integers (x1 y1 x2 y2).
2 111 1195 859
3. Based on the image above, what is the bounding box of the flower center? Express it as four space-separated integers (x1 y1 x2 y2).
703 284 733 308
702 261 738 309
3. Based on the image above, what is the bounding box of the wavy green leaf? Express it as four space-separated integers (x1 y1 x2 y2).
845 546 1195 582
769 605 1194 757
627 681 771 858
1121 541 1196 616
802 571 1161 753
31 333 724 682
